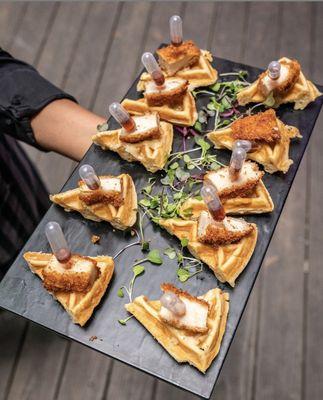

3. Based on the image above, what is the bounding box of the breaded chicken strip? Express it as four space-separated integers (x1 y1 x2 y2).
144 77 188 107
79 176 124 207
258 59 301 97
232 109 281 143
43 255 99 292
197 212 254 246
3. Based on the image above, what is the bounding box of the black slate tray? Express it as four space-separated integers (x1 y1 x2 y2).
0 57 322 399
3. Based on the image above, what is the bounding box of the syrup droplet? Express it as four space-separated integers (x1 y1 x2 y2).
141 52 165 86
109 102 136 132
200 184 225 222
79 164 100 190
169 15 183 46
268 60 281 80
160 291 186 316
45 222 71 263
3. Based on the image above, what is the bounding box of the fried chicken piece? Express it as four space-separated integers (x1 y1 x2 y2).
79 177 124 208
43 255 99 293
197 211 254 246
231 109 281 143
144 77 188 107
120 113 161 143
205 161 264 200
258 58 301 97
159 283 209 334
157 40 201 76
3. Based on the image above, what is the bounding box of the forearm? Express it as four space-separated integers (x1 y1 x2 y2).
31 99 105 161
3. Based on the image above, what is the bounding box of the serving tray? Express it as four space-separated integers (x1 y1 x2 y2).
0 56 322 399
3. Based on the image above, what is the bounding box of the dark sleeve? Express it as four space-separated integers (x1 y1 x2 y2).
0 48 77 149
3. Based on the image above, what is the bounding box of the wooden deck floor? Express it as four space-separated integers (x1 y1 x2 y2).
0 2 322 399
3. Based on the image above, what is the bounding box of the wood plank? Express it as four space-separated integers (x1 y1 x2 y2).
93 2 152 117
56 342 112 400
253 3 312 400
210 2 248 62
64 2 119 110
6 324 68 400
3 6 75 400
0 3 28 51
104 361 156 400
305 3 323 400
214 4 280 400
0 313 27 400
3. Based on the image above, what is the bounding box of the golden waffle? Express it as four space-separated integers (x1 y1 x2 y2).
138 50 218 91
125 287 229 373
207 115 301 174
121 92 198 127
237 57 322 110
159 214 257 287
50 174 137 230
179 180 274 217
23 252 114 326
93 122 173 173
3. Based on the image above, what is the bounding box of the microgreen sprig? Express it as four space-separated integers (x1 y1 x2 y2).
164 239 203 283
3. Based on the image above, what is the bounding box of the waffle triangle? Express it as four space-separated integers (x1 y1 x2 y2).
121 92 197 127
23 252 114 326
93 122 173 173
50 174 137 230
137 50 218 92
159 216 257 287
180 181 274 217
208 115 301 174
237 57 322 110
125 287 229 373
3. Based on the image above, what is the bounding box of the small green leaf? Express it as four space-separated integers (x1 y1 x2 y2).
210 82 221 92
118 315 133 326
164 247 177 260
183 154 191 163
133 265 145 277
181 238 189 247
194 121 202 132
170 162 179 170
147 249 163 265
175 168 190 182
177 268 190 282
139 198 151 207
117 287 124 298
141 241 150 252
210 162 221 170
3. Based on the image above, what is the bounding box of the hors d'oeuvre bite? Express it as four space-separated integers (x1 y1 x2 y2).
208 109 301 174
137 15 218 90
125 283 229 373
122 53 197 126
237 58 321 110
160 185 257 287
50 165 137 230
180 158 274 216
24 222 114 326
93 105 173 173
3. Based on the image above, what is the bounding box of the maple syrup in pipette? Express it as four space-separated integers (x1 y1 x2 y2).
170 15 183 46
200 184 225 222
79 164 100 190
109 102 136 132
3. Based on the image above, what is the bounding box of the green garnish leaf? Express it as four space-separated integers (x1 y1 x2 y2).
139 198 151 207
118 316 133 326
194 121 202 132
170 162 179 170
133 265 145 277
147 249 163 265
141 241 150 252
181 238 189 247
164 247 177 260
182 207 193 218
117 287 124 298
177 268 191 282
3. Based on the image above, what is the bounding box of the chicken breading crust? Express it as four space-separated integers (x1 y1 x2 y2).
157 40 200 65
198 223 254 247
232 109 281 142
145 79 189 107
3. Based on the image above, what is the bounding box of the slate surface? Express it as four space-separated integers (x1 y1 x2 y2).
0 57 322 399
